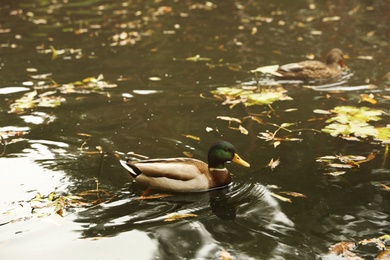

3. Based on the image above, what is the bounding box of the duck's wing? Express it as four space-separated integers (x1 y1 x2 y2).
278 62 305 72
278 61 325 73
121 158 209 179
122 158 212 192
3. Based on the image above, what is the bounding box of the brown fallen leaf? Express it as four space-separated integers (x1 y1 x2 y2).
328 241 362 259
358 238 386 250
280 191 307 198
136 194 173 200
219 249 234 260
376 246 390 260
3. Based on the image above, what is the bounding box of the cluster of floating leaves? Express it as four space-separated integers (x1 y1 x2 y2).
318 106 390 143
4 186 114 222
211 86 292 108
328 235 390 260
9 90 65 114
59 74 117 95
317 152 376 176
8 74 116 114
0 127 29 157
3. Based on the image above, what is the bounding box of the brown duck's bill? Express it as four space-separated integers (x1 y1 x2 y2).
232 153 250 167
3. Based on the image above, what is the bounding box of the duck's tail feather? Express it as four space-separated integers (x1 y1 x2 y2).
119 160 141 178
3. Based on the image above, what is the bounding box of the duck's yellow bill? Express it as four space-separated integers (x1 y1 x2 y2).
232 153 250 167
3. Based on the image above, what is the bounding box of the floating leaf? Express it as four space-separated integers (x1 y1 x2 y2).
238 125 248 135
328 242 361 259
164 213 197 222
219 249 234 260
205 127 214 132
250 65 283 77
279 191 307 198
182 134 200 141
328 163 354 169
381 184 390 191
268 158 280 170
359 93 377 104
273 140 281 148
148 77 161 81
216 116 242 123
211 87 292 107
327 106 383 124
321 106 387 141
185 55 211 62
324 171 346 176
183 151 193 158
359 238 387 250
376 246 390 260
271 192 292 203
60 75 117 94
136 194 173 200
376 126 390 142
313 109 331 115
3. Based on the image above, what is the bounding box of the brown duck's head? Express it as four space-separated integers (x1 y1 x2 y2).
326 48 347 70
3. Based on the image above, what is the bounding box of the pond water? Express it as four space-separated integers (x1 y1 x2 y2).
1 0 390 259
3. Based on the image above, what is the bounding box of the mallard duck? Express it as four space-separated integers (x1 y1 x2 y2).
119 141 250 192
276 48 347 80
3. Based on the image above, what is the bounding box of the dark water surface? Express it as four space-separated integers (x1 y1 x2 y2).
1 0 390 259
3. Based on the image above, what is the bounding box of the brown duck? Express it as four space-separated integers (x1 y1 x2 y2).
120 141 250 192
276 48 347 80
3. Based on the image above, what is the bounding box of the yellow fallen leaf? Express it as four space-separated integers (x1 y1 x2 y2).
183 151 193 158
328 242 360 258
271 192 292 203
381 184 390 191
182 134 200 141
164 213 197 222
359 93 377 104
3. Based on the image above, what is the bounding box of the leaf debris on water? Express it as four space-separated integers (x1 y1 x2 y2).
320 106 390 142
268 158 280 170
211 86 292 107
270 192 292 203
182 134 201 141
164 213 198 222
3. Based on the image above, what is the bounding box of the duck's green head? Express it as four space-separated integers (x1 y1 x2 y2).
207 141 250 169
